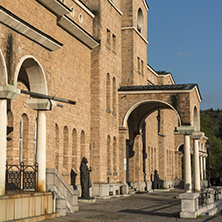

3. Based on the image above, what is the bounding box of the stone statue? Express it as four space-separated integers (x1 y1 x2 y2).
80 157 91 199
153 170 163 189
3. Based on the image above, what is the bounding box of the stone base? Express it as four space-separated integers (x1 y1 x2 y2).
78 198 96 203
88 183 129 198
0 192 54 222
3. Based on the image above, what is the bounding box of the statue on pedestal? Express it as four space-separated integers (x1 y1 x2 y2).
80 157 91 199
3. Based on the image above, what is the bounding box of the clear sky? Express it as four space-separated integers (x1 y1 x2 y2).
146 0 222 110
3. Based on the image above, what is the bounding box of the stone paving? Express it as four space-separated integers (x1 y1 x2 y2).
43 189 222 222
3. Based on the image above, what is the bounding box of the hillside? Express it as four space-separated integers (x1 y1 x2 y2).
200 109 222 177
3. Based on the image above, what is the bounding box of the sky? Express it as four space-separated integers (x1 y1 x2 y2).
146 0 222 110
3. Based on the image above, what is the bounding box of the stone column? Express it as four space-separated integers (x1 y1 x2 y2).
184 135 192 192
191 132 204 193
176 126 195 193
27 99 56 192
118 127 128 183
203 156 206 180
200 156 203 181
0 100 7 195
0 85 20 195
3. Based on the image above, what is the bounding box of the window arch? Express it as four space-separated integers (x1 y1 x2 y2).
55 124 60 170
113 137 117 172
107 135 112 174
112 77 116 112
80 130 85 159
63 126 69 170
72 128 77 170
106 73 111 111
137 8 144 35
20 114 29 164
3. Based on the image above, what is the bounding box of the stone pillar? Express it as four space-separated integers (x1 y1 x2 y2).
0 85 20 195
118 127 128 183
184 135 192 192
200 156 203 181
0 100 7 195
176 126 195 193
203 156 206 180
27 99 56 192
191 131 204 193
193 140 201 192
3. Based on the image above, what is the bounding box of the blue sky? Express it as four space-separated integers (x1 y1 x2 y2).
146 0 222 110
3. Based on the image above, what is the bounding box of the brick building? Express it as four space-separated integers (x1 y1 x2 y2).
0 0 207 202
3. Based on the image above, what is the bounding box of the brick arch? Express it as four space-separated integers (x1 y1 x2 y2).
14 55 48 94
123 100 182 129
0 49 7 85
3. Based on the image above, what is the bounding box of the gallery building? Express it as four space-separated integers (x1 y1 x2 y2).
0 0 208 218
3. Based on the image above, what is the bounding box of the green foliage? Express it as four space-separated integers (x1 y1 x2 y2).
200 109 222 177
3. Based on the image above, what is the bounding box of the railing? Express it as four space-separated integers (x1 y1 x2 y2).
198 188 221 207
5 162 38 193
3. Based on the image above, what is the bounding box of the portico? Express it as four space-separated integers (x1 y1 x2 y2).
118 83 205 191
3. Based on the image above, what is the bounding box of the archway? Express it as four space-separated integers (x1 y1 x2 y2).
14 55 48 94
123 100 181 186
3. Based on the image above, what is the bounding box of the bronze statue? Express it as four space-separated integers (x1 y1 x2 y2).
80 157 91 199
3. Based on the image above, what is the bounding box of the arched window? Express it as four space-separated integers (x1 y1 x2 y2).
80 130 85 159
63 126 69 170
20 114 29 164
72 129 77 170
112 77 116 112
113 137 117 172
137 8 144 35
106 73 111 111
107 135 112 174
55 124 60 170
193 106 199 131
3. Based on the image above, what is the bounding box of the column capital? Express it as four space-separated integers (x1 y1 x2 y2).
176 126 196 135
0 85 20 99
26 98 57 111
191 131 204 140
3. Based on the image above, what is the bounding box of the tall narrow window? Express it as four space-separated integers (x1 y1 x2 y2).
137 8 144 35
112 34 116 51
107 135 112 174
80 130 85 159
107 29 111 46
63 126 69 170
141 60 144 74
113 137 117 173
72 129 77 170
137 57 140 72
20 114 29 164
112 77 116 112
106 73 111 111
55 124 59 170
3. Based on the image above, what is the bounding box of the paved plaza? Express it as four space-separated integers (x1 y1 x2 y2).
43 189 222 222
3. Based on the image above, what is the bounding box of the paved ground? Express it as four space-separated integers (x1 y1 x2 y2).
43 189 222 222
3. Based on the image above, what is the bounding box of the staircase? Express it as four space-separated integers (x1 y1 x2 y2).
46 168 79 216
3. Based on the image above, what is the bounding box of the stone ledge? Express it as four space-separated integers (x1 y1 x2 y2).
0 6 63 51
